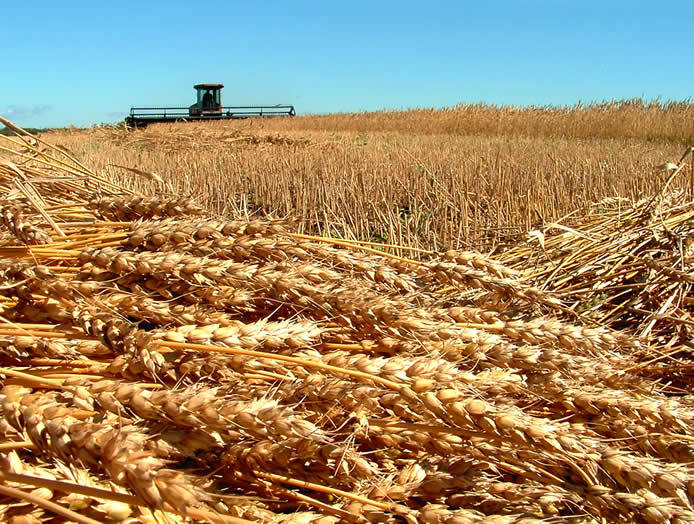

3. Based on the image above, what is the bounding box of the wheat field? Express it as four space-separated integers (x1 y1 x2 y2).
0 106 693 523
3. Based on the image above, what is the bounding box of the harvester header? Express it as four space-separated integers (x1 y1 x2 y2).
125 83 295 127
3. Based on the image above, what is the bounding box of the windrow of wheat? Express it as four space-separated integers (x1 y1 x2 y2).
495 181 694 392
0 117 693 523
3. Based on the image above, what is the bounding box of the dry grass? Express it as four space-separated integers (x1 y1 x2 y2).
41 100 693 253
0 115 694 522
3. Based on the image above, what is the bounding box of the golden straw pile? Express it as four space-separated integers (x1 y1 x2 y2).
0 117 693 523
497 156 694 392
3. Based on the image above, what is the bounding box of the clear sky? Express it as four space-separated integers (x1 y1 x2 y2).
2 1 692 128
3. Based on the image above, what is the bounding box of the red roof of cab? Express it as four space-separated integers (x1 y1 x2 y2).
194 83 224 89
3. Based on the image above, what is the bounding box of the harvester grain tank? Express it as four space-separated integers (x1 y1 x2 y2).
125 83 295 127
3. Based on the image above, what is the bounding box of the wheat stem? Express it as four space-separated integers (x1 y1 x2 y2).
0 483 104 524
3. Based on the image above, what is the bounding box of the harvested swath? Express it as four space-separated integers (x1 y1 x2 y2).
0 120 693 523
95 125 314 154
496 171 694 390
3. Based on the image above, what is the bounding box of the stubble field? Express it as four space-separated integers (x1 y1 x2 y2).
51 100 693 251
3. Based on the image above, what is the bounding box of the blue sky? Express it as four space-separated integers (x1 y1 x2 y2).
2 1 692 128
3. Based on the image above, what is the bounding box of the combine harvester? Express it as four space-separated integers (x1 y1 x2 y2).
125 83 295 127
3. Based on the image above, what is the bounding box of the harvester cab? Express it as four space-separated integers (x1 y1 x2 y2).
190 83 223 116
